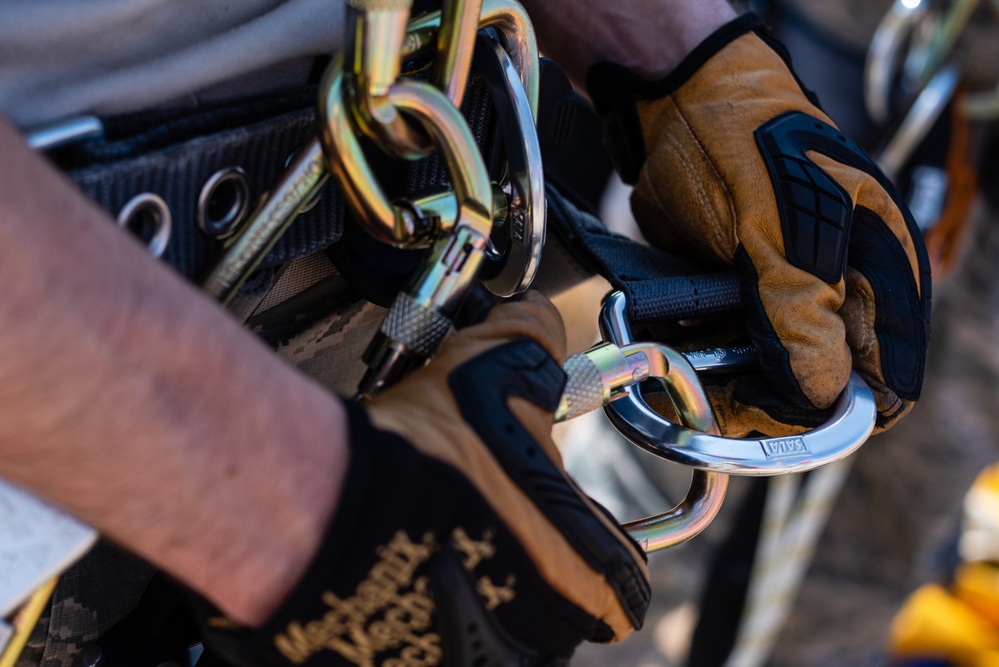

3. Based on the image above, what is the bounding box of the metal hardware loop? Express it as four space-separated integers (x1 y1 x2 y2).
320 57 496 395
201 0 540 303
556 341 729 553
413 35 546 296
599 292 877 476
321 55 493 249
349 0 539 161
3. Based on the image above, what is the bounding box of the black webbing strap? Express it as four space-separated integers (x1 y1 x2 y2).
68 103 343 281
61 56 744 328
545 183 743 324
62 78 494 286
533 58 744 325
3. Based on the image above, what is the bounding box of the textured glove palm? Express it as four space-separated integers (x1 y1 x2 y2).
589 15 932 436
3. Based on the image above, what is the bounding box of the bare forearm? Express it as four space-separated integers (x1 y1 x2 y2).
0 117 348 625
521 0 737 84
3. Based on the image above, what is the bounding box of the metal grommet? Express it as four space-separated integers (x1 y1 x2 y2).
197 167 250 239
116 193 172 258
284 151 323 213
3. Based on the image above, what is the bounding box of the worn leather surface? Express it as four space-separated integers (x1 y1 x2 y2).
631 31 927 436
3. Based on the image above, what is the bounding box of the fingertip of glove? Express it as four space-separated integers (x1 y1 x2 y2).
480 291 567 362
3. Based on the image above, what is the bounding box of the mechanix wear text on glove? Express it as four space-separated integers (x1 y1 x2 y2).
193 293 650 666
588 14 932 438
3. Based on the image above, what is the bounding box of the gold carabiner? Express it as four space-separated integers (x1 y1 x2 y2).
431 0 486 109
320 54 492 248
347 0 436 158
321 55 495 394
356 0 540 160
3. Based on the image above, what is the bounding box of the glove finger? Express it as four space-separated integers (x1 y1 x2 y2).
810 153 931 428
734 244 852 411
370 295 649 641
842 263 918 431
434 291 568 462
644 375 831 439
372 291 568 467
438 290 568 366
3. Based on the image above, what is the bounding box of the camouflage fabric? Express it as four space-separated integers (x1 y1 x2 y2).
15 542 156 667
274 298 388 399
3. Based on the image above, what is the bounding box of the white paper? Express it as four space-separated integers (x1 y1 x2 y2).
0 480 97 618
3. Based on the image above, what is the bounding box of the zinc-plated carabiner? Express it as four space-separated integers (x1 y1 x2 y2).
351 0 540 161
408 0 539 119
556 341 728 553
598 292 877 476
348 0 437 159
432 0 486 109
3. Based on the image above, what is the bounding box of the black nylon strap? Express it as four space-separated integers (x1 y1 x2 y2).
63 80 492 286
66 102 345 282
545 184 743 324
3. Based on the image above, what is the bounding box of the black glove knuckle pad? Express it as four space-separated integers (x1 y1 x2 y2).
754 111 931 404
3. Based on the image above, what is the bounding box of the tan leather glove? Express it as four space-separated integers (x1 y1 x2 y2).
196 292 650 666
588 15 932 437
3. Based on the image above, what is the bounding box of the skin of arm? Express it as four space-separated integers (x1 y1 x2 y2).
0 116 349 627
520 0 737 85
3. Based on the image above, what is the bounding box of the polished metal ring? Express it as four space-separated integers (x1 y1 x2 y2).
598 292 877 476
197 167 251 239
473 34 545 297
116 193 172 258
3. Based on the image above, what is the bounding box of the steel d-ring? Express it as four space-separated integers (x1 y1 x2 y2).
598 292 877 476
473 34 545 297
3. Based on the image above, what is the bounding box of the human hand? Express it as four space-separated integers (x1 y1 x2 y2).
196 291 650 665
588 15 931 437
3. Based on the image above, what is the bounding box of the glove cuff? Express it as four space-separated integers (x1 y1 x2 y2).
586 13 762 116
188 401 383 665
586 13 761 185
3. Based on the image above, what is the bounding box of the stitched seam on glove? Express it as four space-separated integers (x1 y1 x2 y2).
668 98 739 255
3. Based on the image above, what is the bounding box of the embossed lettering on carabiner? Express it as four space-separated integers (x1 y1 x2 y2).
413 35 545 297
